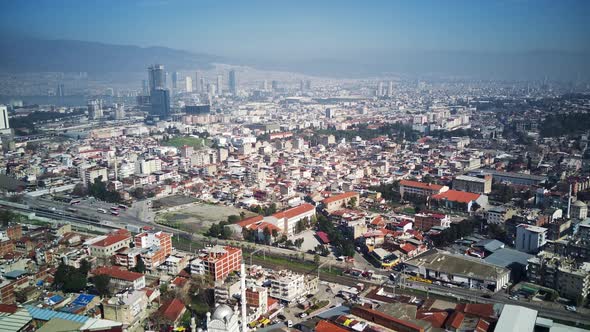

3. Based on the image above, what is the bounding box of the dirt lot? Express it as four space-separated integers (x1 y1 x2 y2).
155 199 255 234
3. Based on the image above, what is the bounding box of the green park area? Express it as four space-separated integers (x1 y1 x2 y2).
162 136 210 149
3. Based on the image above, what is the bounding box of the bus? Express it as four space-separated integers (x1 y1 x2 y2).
66 207 77 213
97 208 107 214
111 210 119 216
70 200 81 205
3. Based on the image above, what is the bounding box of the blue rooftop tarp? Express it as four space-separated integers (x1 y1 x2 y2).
4 270 27 279
48 295 64 305
71 294 95 307
25 305 89 323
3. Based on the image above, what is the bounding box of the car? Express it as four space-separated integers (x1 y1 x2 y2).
287 320 293 328
509 295 519 301
97 208 107 214
299 312 308 318
277 314 286 321
565 305 577 312
482 294 492 299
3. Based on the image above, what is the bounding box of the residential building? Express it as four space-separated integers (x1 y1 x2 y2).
92 266 146 291
190 246 242 281
452 175 492 194
103 290 148 327
399 180 448 200
485 206 516 224
88 230 132 260
269 270 318 303
414 212 450 232
515 224 547 253
528 251 590 301
322 191 359 213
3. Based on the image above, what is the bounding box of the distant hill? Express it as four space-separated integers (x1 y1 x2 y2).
0 37 221 73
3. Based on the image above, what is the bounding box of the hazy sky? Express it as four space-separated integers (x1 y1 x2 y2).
1 0 589 60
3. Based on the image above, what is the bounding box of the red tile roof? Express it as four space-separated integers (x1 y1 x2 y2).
236 215 263 227
92 266 144 282
455 303 496 320
316 231 330 244
272 203 315 220
400 180 443 191
91 231 131 248
315 320 350 332
157 298 186 322
322 191 359 204
416 310 449 328
447 311 465 329
432 189 481 203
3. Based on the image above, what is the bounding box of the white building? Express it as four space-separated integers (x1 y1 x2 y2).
0 105 9 129
185 76 193 93
516 224 547 253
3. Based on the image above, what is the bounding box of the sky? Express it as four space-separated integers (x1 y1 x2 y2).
1 0 589 61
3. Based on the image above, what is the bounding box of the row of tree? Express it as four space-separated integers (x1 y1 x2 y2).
317 214 355 257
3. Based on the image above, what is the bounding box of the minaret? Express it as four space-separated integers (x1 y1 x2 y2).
190 316 196 332
567 184 572 219
241 263 247 332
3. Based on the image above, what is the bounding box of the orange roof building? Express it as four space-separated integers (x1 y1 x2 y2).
322 192 360 213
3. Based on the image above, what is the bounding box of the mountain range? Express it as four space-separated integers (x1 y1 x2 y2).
0 37 588 81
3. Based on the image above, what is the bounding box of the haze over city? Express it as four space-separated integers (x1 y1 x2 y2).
0 1 589 332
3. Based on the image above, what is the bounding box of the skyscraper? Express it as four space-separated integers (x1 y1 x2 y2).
150 89 171 117
305 80 311 90
271 80 278 91
217 75 223 94
299 79 305 92
262 80 268 91
229 69 237 95
148 64 166 93
172 71 179 89
200 77 206 93
87 100 103 120
377 82 384 96
388 81 393 97
0 105 10 129
57 84 65 97
142 80 149 95
186 76 193 93
195 72 200 92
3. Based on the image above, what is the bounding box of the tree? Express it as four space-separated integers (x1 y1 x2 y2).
348 197 358 209
295 219 306 234
0 210 22 227
79 259 91 276
94 274 112 298
134 256 146 273
577 295 586 307
263 227 272 244
15 290 27 303
294 238 304 249
72 183 87 197
227 215 241 223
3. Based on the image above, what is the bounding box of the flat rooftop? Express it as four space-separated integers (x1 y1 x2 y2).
406 249 509 281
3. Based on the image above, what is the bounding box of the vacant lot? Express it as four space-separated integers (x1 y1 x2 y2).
156 201 255 234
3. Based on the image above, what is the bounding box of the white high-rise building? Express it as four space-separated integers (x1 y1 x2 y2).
185 76 193 93
217 75 223 94
0 105 9 129
388 81 393 96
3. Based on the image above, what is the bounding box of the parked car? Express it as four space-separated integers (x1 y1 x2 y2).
565 305 577 312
